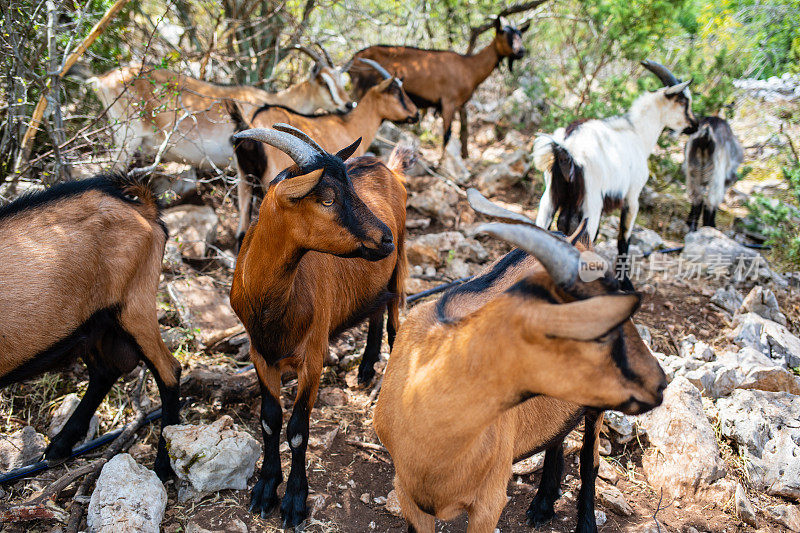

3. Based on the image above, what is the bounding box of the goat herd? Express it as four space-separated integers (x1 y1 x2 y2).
1 12 749 533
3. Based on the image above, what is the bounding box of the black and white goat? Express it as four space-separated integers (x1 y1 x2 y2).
684 116 743 231
533 61 698 270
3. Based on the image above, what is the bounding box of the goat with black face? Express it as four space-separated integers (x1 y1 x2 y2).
229 124 410 528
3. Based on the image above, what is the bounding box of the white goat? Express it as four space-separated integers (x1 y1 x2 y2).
80 47 352 171
684 116 743 230
533 61 698 280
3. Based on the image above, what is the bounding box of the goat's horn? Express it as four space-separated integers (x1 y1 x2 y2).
476 222 581 289
358 58 393 80
272 123 325 154
314 42 334 67
467 188 533 225
291 45 323 66
340 58 354 73
232 128 317 167
641 60 680 87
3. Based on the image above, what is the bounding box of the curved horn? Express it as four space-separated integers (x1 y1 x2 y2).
477 222 581 289
641 59 680 87
290 45 323 66
467 188 533 225
339 58 354 73
232 128 317 167
272 123 325 154
358 58 392 80
314 42 334 67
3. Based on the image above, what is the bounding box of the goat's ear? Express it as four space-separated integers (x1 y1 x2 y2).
519 20 531 33
335 137 361 161
539 294 641 341
376 77 393 92
275 168 323 203
494 16 502 32
310 61 322 78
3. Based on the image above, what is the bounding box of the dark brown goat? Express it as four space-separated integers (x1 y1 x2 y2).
0 174 180 479
229 125 410 528
350 16 529 159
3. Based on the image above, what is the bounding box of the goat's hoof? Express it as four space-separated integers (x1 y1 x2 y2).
44 439 74 462
250 478 280 518
153 453 174 481
525 502 555 527
357 366 376 386
280 490 307 530
575 516 598 533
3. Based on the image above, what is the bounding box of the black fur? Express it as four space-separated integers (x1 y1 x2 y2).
548 144 585 235
565 118 590 138
252 102 351 121
506 278 558 304
575 410 602 533
435 248 528 324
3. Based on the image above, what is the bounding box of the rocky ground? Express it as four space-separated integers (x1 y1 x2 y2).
1 83 799 533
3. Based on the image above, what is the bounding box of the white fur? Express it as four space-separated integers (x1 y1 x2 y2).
534 87 696 242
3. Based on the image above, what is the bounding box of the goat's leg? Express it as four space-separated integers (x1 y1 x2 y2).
535 190 556 230
438 102 456 164
458 107 469 159
395 481 435 533
387 296 400 351
687 202 702 232
616 196 639 292
702 205 717 228
250 359 283 518
45 352 120 460
358 306 385 385
525 442 565 526
235 173 253 252
467 469 509 533
281 349 323 528
575 410 603 533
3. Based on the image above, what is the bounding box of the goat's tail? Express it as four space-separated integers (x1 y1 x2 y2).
532 134 585 233
387 145 416 185
109 173 162 222
532 134 558 175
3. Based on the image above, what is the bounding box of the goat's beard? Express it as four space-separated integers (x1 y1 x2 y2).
507 57 515 73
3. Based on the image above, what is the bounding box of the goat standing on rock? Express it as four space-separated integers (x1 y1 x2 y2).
229 125 411 528
350 15 529 159
684 116 743 231
0 174 181 480
533 60 698 287
374 189 666 533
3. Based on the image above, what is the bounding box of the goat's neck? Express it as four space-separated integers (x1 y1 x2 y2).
343 95 383 153
275 79 313 105
627 93 669 154
463 42 502 89
238 202 304 312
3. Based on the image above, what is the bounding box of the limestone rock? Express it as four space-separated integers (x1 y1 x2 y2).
718 390 800 500
48 393 99 444
0 426 46 472
166 276 242 348
318 387 348 407
440 138 470 184
162 205 218 260
629 227 664 254
734 483 757 527
682 227 770 281
729 312 800 368
407 181 459 224
474 149 528 195
710 286 743 314
639 377 726 501
597 482 633 516
737 285 787 325
163 416 260 493
766 503 800 531
87 454 167 533
385 490 403 517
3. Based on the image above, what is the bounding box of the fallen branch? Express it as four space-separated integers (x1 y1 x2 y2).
345 439 388 454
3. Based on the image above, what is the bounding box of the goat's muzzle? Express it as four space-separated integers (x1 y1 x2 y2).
404 111 420 124
615 372 667 415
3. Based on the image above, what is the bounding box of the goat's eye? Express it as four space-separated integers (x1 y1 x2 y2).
321 198 334 207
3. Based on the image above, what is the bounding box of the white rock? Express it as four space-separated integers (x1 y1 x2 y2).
406 231 464 266
679 335 715 362
729 312 800 368
166 276 242 348
629 227 664 254
474 149 528 195
87 454 167 533
385 489 403 516
710 286 743 314
0 426 46 472
163 416 260 493
597 482 633 516
48 393 99 444
407 181 459 224
604 410 640 444
682 227 771 281
439 138 470 184
594 509 607 526
766 503 800 531
735 482 758 527
717 389 800 500
162 205 218 260
638 377 726 501
737 285 787 325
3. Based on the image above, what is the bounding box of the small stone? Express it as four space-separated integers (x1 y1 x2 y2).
738 285 786 325
0 426 46 472
766 503 800 531
735 483 758 527
318 387 348 407
166 276 242 348
308 427 339 452
598 482 633 516
162 205 218 260
48 393 99 444
594 510 607 526
385 490 403 517
360 492 371 504
598 459 620 484
598 438 612 456
87 454 166 533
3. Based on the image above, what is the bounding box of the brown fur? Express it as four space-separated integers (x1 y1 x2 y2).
233 77 418 242
230 145 410 523
374 237 666 532
350 22 525 155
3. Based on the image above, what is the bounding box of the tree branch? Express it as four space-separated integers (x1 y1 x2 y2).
466 0 550 54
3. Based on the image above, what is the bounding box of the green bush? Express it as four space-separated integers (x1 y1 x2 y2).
746 164 800 269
